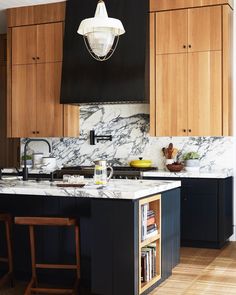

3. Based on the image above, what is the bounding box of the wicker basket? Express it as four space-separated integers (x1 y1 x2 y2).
166 163 184 172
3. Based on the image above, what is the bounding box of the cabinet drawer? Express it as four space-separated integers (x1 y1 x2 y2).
182 179 218 195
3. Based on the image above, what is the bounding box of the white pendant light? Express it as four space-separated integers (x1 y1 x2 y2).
77 0 125 61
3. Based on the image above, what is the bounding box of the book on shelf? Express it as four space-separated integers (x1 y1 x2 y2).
141 205 158 241
141 243 157 282
147 216 156 226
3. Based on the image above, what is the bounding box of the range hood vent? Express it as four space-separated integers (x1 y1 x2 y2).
60 0 148 105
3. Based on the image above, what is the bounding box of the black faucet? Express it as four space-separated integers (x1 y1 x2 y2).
90 130 112 145
23 139 52 181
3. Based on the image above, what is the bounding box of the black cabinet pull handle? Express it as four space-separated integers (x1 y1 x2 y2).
32 131 36 134
37 57 40 60
183 129 186 132
188 129 192 132
188 45 192 48
32 57 36 60
36 131 39 134
183 45 186 48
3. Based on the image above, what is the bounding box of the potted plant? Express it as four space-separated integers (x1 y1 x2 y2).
183 152 200 172
21 154 33 168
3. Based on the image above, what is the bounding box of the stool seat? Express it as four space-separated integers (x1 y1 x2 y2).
15 216 80 295
0 213 14 289
0 213 11 222
15 217 77 226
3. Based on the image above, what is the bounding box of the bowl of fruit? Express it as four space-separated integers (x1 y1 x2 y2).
166 162 184 172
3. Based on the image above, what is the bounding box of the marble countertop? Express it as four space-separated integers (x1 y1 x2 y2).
0 179 181 200
142 169 233 179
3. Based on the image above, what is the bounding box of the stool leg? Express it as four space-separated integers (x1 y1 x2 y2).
73 225 80 295
75 225 80 280
5 219 14 287
29 225 38 288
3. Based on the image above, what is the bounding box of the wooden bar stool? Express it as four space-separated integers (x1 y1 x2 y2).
15 217 80 295
0 213 14 288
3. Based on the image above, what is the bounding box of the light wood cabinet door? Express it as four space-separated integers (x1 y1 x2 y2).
156 10 187 54
188 51 222 136
156 53 188 136
12 65 37 137
188 6 222 52
12 25 37 65
36 62 63 137
37 22 63 63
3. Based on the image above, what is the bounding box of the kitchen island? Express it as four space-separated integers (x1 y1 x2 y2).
0 179 181 295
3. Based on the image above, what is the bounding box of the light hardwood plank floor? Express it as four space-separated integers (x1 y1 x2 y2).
151 242 236 295
1 243 236 294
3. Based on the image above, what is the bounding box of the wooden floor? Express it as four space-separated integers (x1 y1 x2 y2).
1 243 236 294
151 242 236 295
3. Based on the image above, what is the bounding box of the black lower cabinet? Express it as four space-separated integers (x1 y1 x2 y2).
144 177 233 249
0 188 181 295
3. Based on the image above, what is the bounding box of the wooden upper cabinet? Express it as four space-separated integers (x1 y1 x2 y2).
37 22 63 63
11 64 37 137
188 6 222 52
12 22 63 65
36 62 63 137
156 53 188 136
0 35 7 65
156 10 187 54
12 25 37 65
151 3 232 137
188 51 222 136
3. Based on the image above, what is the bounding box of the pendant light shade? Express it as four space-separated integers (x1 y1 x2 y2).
77 0 125 61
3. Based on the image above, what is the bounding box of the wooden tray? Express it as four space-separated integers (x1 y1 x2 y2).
56 183 86 188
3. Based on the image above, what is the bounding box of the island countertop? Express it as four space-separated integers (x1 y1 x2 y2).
0 178 181 200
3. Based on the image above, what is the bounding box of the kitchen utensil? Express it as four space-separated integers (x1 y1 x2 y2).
41 157 57 171
129 158 152 168
57 183 86 188
32 153 43 168
94 160 113 185
167 143 174 159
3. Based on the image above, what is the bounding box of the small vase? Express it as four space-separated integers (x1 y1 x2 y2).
184 159 200 172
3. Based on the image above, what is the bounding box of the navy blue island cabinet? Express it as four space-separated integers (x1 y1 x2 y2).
144 176 233 249
0 187 180 295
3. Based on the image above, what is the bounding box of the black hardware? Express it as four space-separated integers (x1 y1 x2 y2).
183 45 186 48
183 129 186 132
37 57 40 60
36 131 39 134
90 130 112 145
188 129 192 132
32 57 36 60
188 45 192 48
32 131 36 134
23 139 52 181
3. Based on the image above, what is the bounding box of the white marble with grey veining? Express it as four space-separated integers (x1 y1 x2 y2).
0 179 181 200
21 104 234 174
142 169 233 179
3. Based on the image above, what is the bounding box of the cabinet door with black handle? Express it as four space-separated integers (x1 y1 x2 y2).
181 179 218 242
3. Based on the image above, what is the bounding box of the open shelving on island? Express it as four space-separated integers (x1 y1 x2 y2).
139 194 161 294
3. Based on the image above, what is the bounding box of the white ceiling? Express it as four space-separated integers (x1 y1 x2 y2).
0 0 65 33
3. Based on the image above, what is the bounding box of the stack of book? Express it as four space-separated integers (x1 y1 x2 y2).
141 204 158 241
141 243 157 282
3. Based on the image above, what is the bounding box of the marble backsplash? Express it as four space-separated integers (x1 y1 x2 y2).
21 104 234 171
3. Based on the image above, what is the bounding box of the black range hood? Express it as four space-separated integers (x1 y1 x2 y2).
60 0 148 105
